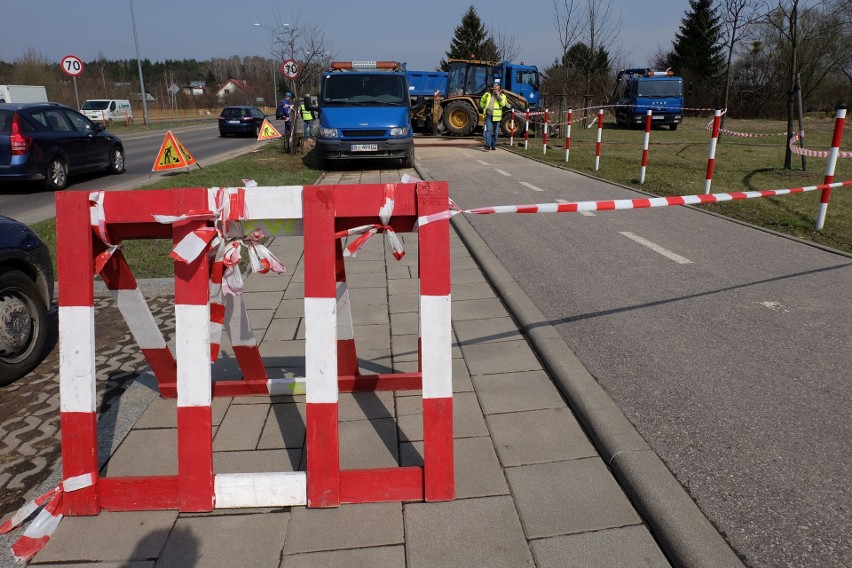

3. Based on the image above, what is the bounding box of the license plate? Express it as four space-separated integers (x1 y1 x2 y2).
228 120 240 124
652 115 665 120
350 144 378 152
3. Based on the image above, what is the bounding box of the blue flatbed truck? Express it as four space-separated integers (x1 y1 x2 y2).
316 61 414 168
612 68 684 130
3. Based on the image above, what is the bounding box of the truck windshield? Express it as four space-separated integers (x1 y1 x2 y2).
637 79 683 98
81 101 110 110
321 74 408 105
514 70 539 88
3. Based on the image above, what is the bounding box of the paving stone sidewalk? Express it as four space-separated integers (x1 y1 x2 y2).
17 170 671 568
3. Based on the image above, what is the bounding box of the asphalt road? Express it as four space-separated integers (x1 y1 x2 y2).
0 121 267 225
416 142 851 568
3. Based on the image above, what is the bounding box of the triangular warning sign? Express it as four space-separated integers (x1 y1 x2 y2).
257 119 282 141
153 131 190 172
175 135 196 166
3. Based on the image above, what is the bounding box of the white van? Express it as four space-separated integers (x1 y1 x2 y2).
81 99 133 125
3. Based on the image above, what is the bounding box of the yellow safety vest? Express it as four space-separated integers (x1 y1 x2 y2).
300 103 313 120
480 92 507 121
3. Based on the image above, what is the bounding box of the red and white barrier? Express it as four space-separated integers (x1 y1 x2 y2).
704 109 722 194
815 106 848 231
565 108 572 162
42 181 455 539
640 109 652 184
509 109 515 146
594 109 604 171
524 109 530 150
542 109 549 155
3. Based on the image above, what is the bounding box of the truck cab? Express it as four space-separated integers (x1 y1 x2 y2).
316 61 414 168
613 69 684 130
493 61 541 109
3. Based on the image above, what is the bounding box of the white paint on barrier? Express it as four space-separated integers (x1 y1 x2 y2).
214 472 307 508
620 232 693 264
420 294 453 399
207 186 303 220
305 297 338 403
110 288 166 349
176 304 212 407
59 306 96 413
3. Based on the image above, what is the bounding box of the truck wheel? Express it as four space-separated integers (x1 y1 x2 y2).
443 101 476 136
670 123 679 131
500 114 523 137
401 150 414 168
0 270 49 386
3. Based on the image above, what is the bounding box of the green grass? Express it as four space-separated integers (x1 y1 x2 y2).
509 114 852 253
30 142 321 279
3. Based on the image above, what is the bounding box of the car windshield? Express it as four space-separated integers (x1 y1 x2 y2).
223 108 250 118
81 101 110 110
321 74 408 105
637 79 683 98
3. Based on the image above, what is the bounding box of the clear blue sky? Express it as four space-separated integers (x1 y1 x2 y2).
1 0 687 71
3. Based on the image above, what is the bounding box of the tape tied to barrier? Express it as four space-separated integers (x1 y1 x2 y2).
89 191 121 274
0 473 94 562
153 187 286 294
337 183 406 260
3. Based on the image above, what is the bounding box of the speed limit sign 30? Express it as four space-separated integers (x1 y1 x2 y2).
61 55 84 77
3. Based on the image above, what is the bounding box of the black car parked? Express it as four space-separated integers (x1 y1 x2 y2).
218 106 267 137
0 216 54 385
0 102 125 191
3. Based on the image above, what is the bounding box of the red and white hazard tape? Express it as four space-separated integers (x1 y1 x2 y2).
416 180 852 226
336 183 405 260
0 473 94 562
789 132 852 159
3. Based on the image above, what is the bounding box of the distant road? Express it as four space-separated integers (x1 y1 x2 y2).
1 122 271 225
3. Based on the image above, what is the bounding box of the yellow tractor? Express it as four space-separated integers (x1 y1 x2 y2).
441 59 528 137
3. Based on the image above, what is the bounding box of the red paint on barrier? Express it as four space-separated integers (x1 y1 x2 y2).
423 397 454 501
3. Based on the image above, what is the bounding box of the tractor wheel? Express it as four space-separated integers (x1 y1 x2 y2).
443 101 476 136
501 114 524 137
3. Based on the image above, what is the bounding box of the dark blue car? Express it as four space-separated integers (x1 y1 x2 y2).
0 102 125 190
218 106 267 137
0 216 54 385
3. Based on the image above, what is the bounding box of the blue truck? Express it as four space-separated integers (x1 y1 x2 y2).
406 59 542 136
316 61 414 168
612 68 684 130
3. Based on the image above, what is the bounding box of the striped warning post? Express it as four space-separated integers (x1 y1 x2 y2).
640 109 652 184
524 109 530 150
594 109 604 171
705 109 722 194
815 106 848 231
565 108 572 163
542 109 549 155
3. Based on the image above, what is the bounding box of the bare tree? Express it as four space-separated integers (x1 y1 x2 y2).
267 10 334 98
491 27 520 61
718 0 760 127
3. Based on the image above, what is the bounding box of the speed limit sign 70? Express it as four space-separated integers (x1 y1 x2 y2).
281 59 299 80
61 55 84 77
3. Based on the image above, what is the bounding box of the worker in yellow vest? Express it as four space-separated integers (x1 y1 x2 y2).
300 95 316 140
479 82 509 150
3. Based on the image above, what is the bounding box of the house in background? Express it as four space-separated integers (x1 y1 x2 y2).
184 81 207 96
215 79 255 103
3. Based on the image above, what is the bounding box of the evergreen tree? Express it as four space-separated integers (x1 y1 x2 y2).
670 0 725 103
442 6 498 69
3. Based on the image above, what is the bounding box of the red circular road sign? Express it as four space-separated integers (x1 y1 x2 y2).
61 55 84 77
281 59 299 80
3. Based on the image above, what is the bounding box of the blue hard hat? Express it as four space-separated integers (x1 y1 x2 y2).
285 92 292 97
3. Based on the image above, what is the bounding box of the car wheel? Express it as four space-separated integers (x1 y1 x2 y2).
0 270 49 386
44 157 68 191
107 145 126 174
254 123 262 137
219 131 227 137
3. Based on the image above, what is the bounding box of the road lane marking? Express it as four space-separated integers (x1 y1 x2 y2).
520 181 544 192
495 169 512 176
477 160 490 166
556 199 596 216
619 232 693 264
